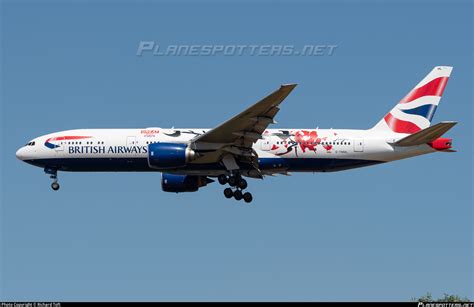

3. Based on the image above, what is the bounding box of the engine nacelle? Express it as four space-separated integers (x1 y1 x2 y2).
161 173 213 193
428 137 453 151
148 142 195 169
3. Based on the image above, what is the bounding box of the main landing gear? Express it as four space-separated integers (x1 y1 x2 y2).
218 174 253 203
45 167 60 191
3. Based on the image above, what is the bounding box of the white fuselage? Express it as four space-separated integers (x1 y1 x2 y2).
16 127 435 176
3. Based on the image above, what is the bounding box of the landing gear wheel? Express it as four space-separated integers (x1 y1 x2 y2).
233 189 243 201
228 176 237 187
218 174 228 185
243 192 253 203
237 178 248 190
51 182 60 191
223 188 233 198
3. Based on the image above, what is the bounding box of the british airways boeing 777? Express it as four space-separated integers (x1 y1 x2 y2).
16 66 456 203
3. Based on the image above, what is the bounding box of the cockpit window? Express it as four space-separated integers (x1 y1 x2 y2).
25 141 35 146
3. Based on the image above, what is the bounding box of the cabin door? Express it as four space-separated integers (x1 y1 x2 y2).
354 139 364 152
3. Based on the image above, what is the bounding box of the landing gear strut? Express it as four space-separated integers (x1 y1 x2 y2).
45 167 60 191
220 174 253 203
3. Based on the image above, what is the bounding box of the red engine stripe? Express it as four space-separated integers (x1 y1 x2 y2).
399 77 449 104
384 113 422 134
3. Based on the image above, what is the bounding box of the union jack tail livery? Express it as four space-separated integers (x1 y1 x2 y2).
373 66 452 134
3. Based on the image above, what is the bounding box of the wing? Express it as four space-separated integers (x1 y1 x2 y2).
190 84 297 175
193 84 297 145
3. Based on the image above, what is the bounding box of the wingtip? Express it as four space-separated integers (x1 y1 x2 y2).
280 83 298 90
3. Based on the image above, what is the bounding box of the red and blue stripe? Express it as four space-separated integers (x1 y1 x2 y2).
44 136 91 149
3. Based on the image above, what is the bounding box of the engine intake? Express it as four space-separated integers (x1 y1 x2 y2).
161 173 214 193
148 142 195 169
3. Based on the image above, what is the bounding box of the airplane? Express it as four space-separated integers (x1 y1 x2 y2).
16 66 456 203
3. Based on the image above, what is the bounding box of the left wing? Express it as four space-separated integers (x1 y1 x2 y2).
190 84 297 174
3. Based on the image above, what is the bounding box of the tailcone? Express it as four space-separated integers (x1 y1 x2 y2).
428 137 454 151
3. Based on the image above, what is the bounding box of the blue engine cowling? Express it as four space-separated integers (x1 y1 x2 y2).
148 142 195 169
161 173 214 193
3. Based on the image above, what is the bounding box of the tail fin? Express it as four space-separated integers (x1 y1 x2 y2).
372 66 453 134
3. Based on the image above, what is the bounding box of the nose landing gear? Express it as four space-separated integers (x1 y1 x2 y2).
51 181 60 191
45 167 60 191
219 174 253 203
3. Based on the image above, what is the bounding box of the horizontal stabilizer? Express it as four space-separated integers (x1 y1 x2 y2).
393 121 457 146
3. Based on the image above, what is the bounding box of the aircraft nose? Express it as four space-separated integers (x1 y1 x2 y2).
16 147 26 160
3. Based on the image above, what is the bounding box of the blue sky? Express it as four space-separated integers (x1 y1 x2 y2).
1 0 472 302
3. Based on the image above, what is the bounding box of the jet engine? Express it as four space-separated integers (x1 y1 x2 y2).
148 142 195 169
161 173 214 193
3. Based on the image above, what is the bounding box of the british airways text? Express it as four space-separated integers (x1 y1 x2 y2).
68 146 148 154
